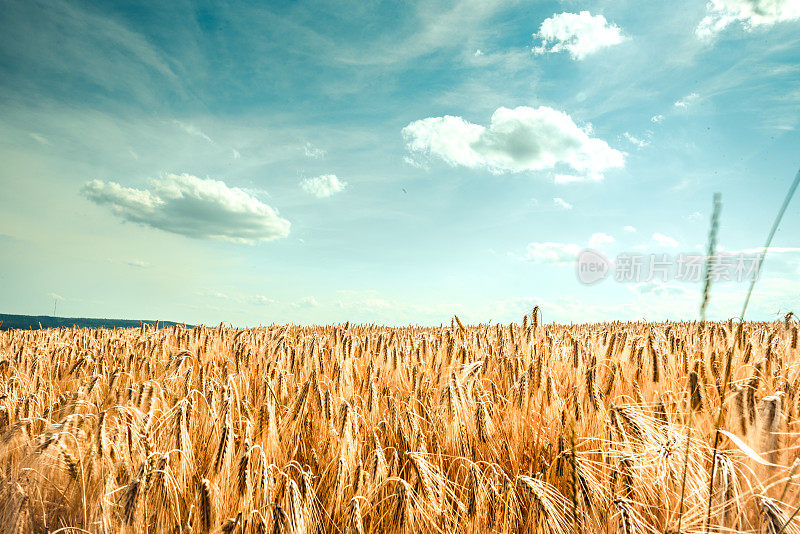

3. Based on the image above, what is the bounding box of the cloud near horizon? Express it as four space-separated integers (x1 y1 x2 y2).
533 11 626 60
653 232 679 248
522 242 581 264
553 197 573 210
82 173 291 243
589 232 615 248
403 106 624 180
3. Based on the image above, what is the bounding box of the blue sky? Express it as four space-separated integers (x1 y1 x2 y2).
1 0 799 325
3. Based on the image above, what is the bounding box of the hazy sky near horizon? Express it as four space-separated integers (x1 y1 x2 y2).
1 0 799 326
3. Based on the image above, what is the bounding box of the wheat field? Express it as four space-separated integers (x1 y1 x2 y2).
1 313 799 533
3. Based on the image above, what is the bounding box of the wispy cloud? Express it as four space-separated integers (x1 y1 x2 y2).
250 295 276 305
125 259 151 269
674 92 700 108
2 0 184 107
623 131 650 148
521 242 581 264
653 232 679 248
293 296 319 308
29 132 49 144
589 232 615 248
629 280 692 297
553 197 573 210
303 142 326 159
686 211 703 221
554 173 601 185
174 120 213 143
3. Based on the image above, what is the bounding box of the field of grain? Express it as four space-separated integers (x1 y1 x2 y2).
0 314 799 533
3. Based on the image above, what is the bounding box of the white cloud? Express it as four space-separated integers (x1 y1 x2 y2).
629 281 692 297
474 49 483 56
651 114 664 123
729 246 800 255
403 106 624 180
623 132 650 148
300 174 347 198
623 225 637 233
82 173 291 243
198 291 279 306
553 197 573 210
48 292 64 301
197 290 231 300
697 0 800 38
686 211 704 221
554 173 600 184
674 92 700 108
589 232 615 248
335 290 392 312
29 132 50 144
125 259 151 269
653 232 679 248
294 296 319 308
303 142 326 159
532 11 626 60
403 155 429 170
232 149 241 159
522 242 581 264
174 120 213 143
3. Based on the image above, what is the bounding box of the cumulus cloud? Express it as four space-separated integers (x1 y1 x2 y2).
533 11 626 60
653 232 679 248
82 173 291 243
522 242 581 264
300 174 347 198
623 225 637 233
651 114 664 123
553 197 573 210
589 232 615 248
403 106 624 180
697 0 800 38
